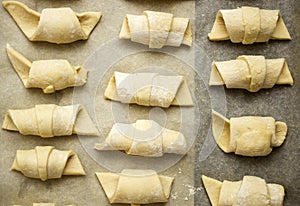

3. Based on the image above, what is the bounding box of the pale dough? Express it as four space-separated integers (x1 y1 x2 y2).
209 55 293 92
2 104 99 138
96 169 174 206
208 7 291 44
119 10 192 48
104 71 193 108
95 120 187 157
2 1 102 44
202 175 285 206
11 146 86 181
212 110 287 156
6 44 88 93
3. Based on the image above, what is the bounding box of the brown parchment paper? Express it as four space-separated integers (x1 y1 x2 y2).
0 0 196 206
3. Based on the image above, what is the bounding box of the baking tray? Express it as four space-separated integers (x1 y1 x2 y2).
0 0 299 205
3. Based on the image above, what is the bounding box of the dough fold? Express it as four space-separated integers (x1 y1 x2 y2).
209 55 293 92
104 71 193 108
212 110 287 156
11 146 86 181
208 7 291 44
2 1 102 44
6 44 87 93
95 120 187 157
202 175 285 206
119 10 192 48
96 169 174 206
2 104 99 137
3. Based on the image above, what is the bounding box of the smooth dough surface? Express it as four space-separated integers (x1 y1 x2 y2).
11 146 85 181
212 110 287 156
119 10 192 48
2 1 102 44
96 169 174 205
202 175 285 206
2 104 99 137
6 44 87 93
95 119 187 157
104 71 193 108
208 6 291 44
209 55 293 92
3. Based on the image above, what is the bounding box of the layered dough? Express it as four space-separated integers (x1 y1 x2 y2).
11 146 85 181
202 175 285 206
2 1 102 44
6 44 87 93
209 55 293 92
2 104 99 138
212 110 287 156
104 71 193 108
208 7 291 44
96 169 174 206
95 120 187 157
119 10 192 48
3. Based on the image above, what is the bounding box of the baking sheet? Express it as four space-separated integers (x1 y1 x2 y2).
0 0 197 205
0 0 299 206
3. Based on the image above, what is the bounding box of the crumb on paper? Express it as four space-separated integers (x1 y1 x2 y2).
184 184 202 197
178 168 182 174
171 192 178 200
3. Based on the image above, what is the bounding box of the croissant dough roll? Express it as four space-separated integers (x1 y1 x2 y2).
96 169 174 206
104 71 193 108
209 55 293 92
208 7 291 44
202 175 285 206
212 110 287 156
2 1 102 44
11 146 85 181
2 104 99 138
95 120 187 157
6 44 87 93
119 10 192 48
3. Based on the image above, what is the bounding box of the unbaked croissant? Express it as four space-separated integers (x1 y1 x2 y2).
104 71 193 108
209 55 293 92
95 120 187 157
96 169 174 206
11 146 85 181
212 110 287 156
2 1 102 44
119 10 192 48
208 7 291 44
6 44 88 93
202 175 285 206
2 104 99 138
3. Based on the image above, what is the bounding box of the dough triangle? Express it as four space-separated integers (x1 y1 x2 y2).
201 175 222 206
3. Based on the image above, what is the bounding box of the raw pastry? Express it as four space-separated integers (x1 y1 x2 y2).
96 169 174 206
95 120 187 157
209 55 293 92
2 104 99 138
6 44 87 93
2 1 102 44
11 146 85 181
202 175 285 206
208 7 291 44
212 110 287 156
104 71 193 108
119 10 192 48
